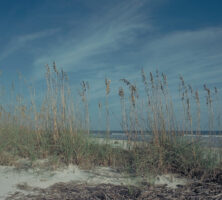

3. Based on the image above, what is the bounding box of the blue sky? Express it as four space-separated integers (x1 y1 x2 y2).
0 0 222 130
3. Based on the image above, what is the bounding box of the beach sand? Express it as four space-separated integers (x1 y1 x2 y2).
0 158 189 199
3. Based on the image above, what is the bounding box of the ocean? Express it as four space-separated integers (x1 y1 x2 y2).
90 130 222 148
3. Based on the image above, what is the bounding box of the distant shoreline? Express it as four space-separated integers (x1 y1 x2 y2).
90 130 222 135
90 130 222 148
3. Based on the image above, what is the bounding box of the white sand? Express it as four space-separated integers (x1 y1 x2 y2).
0 163 142 199
91 138 131 149
90 137 146 150
0 165 86 199
0 159 189 200
154 174 188 189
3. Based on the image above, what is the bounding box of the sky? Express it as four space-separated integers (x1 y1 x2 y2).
0 0 222 130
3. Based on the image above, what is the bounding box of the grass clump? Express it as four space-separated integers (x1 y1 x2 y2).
123 140 219 178
0 63 128 169
0 63 221 182
118 69 222 179
0 122 129 170
0 126 41 161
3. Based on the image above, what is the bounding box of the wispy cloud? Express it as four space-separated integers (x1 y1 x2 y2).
0 28 60 61
25 1 222 130
32 0 151 81
88 27 222 101
140 27 222 88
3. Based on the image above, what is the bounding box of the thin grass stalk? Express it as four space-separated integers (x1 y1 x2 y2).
204 84 214 134
105 78 111 138
214 87 221 133
119 87 130 142
195 90 201 135
98 102 102 131
80 81 90 134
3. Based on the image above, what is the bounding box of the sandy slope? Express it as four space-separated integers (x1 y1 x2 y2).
0 160 188 200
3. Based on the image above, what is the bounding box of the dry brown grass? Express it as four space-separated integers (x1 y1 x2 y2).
0 63 221 180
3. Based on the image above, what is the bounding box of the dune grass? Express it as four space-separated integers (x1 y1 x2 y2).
0 63 221 180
